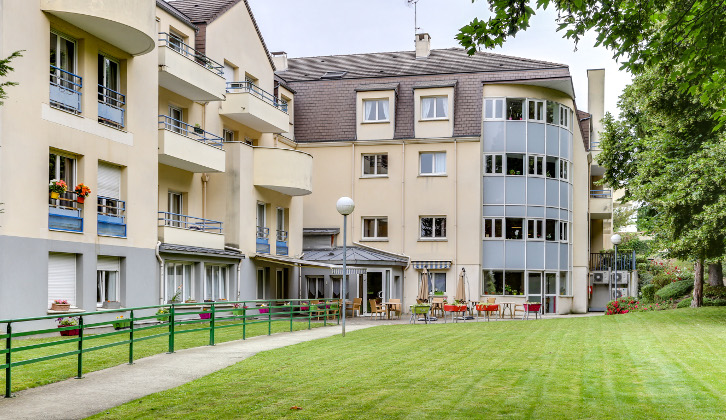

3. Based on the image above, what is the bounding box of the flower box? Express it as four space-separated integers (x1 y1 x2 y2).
232 308 246 317
258 307 269 314
199 312 211 320
443 304 467 312
113 320 131 330
51 303 70 311
58 327 80 336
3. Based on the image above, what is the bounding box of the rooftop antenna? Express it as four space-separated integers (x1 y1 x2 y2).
407 0 421 35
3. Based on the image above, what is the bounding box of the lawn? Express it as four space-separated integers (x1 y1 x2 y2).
91 308 726 419
1 317 323 394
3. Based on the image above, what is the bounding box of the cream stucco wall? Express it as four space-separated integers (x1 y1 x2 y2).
413 87 454 138
356 90 396 141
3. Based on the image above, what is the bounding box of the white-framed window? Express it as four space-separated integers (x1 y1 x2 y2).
50 31 77 74
307 276 324 299
223 129 235 142
363 99 389 122
559 159 569 181
256 269 265 299
167 191 183 228
97 256 120 306
421 96 448 120
48 252 77 308
420 216 446 239
505 218 524 240
256 202 267 237
166 262 193 302
169 105 183 133
547 101 559 125
528 99 545 122
484 154 503 174
527 219 544 240
429 272 446 293
204 265 228 301
484 98 504 120
545 219 557 241
420 152 446 175
528 155 544 176
560 221 569 242
276 207 286 240
483 218 503 239
168 31 184 53
506 98 525 120
546 156 558 179
506 154 524 176
362 154 388 177
559 271 571 296
331 277 342 299
560 105 570 129
49 151 77 205
362 217 388 239
276 270 286 300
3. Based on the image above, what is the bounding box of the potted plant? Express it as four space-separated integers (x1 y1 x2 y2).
112 315 131 330
199 307 211 320
168 285 182 304
258 303 269 314
155 307 170 322
56 317 79 336
443 299 467 313
193 123 204 134
49 179 67 199
232 303 247 317
74 183 91 203
51 299 70 311
102 300 121 309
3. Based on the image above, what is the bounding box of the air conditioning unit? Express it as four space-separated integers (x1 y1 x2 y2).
611 272 630 284
590 272 607 284
611 287 629 300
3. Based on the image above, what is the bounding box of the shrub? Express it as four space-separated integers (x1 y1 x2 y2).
704 285 726 300
641 284 655 303
677 298 692 308
651 272 675 290
655 280 694 301
605 297 638 315
677 297 726 308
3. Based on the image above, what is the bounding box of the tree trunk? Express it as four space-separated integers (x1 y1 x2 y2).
691 258 704 308
708 262 724 287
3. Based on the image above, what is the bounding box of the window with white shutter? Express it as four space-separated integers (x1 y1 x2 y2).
97 162 121 199
48 253 77 308
97 256 120 306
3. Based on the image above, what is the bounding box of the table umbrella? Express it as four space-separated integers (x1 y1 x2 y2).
455 268 467 302
418 267 430 301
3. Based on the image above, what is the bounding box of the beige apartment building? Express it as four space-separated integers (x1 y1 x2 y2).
277 35 620 314
0 0 311 323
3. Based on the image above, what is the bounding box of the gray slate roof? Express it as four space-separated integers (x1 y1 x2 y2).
303 247 408 266
160 243 244 258
303 228 340 235
164 0 240 23
278 48 566 82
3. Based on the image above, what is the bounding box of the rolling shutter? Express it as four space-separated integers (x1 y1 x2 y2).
48 253 76 307
97 162 121 199
97 256 120 272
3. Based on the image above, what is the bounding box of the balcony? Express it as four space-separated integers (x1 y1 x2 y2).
98 85 125 129
590 252 635 271
590 189 613 219
276 230 288 256
98 197 126 238
253 147 313 196
158 115 226 173
157 33 226 101
49 66 82 114
49 192 83 233
256 226 270 254
220 82 289 133
158 212 224 250
41 0 155 55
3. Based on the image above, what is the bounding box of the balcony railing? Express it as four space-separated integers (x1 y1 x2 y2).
590 251 636 271
256 226 270 253
276 229 288 242
49 65 82 114
590 189 612 199
226 81 288 113
158 32 223 76
49 191 83 232
158 212 222 233
98 196 126 237
158 115 224 148
276 230 288 256
98 85 126 128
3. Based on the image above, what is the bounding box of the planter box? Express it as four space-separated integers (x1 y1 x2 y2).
102 301 122 309
156 314 169 322
51 303 70 311
58 326 80 336
199 312 212 320
113 321 131 330
258 308 269 314
232 309 246 317
443 304 467 312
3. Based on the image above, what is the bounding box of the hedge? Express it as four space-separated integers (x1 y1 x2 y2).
655 280 693 301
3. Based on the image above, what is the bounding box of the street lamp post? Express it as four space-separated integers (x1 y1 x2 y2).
611 233 623 300
336 197 355 337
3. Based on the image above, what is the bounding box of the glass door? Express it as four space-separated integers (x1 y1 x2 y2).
365 272 383 313
168 192 183 227
169 106 183 134
544 273 557 314
527 272 542 304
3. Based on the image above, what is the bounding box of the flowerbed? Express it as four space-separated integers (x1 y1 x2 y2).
606 297 674 315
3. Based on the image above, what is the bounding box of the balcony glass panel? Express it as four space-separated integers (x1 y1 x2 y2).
256 226 270 253
158 115 223 148
226 81 288 113
158 212 223 233
98 196 126 237
49 66 82 114
98 85 125 128
158 32 223 76
49 192 83 232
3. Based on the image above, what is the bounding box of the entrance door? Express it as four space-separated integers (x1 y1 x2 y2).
544 273 557 314
527 273 542 304
365 272 382 313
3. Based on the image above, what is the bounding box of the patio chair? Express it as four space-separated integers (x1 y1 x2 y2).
346 298 362 317
431 297 445 318
522 302 543 320
327 300 341 320
388 298 402 319
369 299 386 320
309 300 324 320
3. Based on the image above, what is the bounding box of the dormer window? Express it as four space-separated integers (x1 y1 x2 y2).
421 96 447 120
363 99 389 122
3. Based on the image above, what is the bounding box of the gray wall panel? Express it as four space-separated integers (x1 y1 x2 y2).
483 241 505 269
527 206 545 218
545 242 559 270
546 207 560 219
546 125 559 155
483 122 505 152
546 179 559 207
505 177 526 204
505 205 526 217
527 178 545 205
506 121 526 152
560 209 569 220
483 177 505 204
560 243 570 269
505 241 526 269
483 205 505 217
526 241 545 269
560 182 569 209
527 123 545 154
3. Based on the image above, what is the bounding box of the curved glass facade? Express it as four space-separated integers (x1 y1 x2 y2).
481 97 573 311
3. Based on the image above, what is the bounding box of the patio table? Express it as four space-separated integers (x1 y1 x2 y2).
498 302 517 319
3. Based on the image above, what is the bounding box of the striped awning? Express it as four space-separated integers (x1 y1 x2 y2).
412 261 452 270
331 267 367 275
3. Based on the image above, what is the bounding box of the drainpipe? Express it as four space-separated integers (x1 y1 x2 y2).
225 246 244 299
201 173 210 219
156 241 164 304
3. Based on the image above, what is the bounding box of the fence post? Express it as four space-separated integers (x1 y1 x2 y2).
5 322 11 398
323 301 327 327
267 300 272 336
289 302 293 332
209 303 215 346
168 305 175 354
308 304 312 330
76 316 84 379
128 310 134 365
242 305 247 340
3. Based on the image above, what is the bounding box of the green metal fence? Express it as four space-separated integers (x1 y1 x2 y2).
1 299 341 398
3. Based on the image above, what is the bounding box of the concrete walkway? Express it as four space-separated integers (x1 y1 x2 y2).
0 324 373 420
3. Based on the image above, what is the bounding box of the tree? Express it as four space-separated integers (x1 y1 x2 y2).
612 204 636 232
597 63 726 307
0 50 22 105
457 1 726 125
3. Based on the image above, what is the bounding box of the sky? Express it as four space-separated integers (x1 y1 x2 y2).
247 0 632 116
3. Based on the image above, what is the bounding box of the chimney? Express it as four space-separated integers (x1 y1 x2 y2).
271 51 288 72
415 33 431 59
587 69 605 147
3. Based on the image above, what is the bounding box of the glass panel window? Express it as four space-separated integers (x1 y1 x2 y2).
527 219 543 240
504 272 524 295
362 217 388 239
422 96 448 119
506 154 524 175
528 155 544 176
559 271 570 296
483 270 503 294
363 99 389 122
256 202 266 234
484 154 503 174
559 159 569 181
545 273 557 294
484 98 504 120
420 152 446 175
560 105 570 128
506 98 524 120
166 262 193 302
528 100 545 122
362 154 388 176
505 218 524 240
560 221 569 241
205 265 228 301
223 129 235 142
307 277 324 299
420 216 446 239
50 32 76 74
276 270 286 300
545 219 557 241
484 218 503 239
546 101 559 124
257 270 265 299
430 273 446 293
97 271 118 305
546 156 558 178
